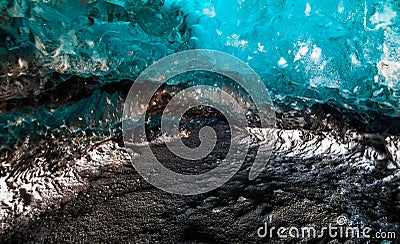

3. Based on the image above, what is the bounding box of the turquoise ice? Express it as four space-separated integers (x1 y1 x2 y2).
0 0 399 152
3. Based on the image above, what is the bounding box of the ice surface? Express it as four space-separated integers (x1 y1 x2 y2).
0 0 399 161
0 0 399 117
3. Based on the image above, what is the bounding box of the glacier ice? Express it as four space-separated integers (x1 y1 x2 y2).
0 0 399 156
0 0 399 116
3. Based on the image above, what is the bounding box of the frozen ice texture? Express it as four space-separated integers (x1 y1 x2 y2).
1 0 399 116
0 0 399 148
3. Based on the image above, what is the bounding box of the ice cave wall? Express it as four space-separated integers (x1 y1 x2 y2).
0 0 399 148
1 0 399 116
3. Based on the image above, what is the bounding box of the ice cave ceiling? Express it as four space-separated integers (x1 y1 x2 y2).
0 0 400 152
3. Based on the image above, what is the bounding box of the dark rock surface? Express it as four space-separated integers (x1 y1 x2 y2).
2 131 399 243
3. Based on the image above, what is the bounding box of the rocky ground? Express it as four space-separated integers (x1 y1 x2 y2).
1 118 399 243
